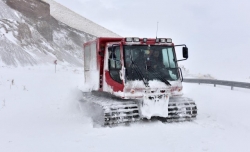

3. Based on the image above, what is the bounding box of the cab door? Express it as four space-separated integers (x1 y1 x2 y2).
103 43 125 93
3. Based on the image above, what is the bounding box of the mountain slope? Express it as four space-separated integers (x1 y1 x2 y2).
42 0 120 37
0 0 119 67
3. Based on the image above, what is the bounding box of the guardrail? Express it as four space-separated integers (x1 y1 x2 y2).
183 78 250 90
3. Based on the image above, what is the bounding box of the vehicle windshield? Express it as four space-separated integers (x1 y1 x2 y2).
124 45 179 82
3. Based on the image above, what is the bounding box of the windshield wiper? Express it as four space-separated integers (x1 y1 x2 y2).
131 62 149 87
129 50 149 87
148 67 171 86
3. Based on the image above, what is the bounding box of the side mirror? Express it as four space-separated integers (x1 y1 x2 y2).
183 47 188 59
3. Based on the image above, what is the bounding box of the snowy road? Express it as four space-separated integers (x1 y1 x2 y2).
0 66 250 152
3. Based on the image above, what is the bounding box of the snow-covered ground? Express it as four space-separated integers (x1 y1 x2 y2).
1 65 250 152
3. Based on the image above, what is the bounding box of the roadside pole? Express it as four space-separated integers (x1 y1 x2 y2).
54 60 57 73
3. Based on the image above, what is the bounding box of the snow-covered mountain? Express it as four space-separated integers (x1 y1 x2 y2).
42 0 120 37
0 0 119 67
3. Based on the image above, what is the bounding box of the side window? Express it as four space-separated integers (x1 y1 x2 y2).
108 46 122 83
109 46 121 69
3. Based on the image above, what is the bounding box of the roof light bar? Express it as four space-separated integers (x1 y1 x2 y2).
133 37 140 42
160 38 166 43
125 37 133 42
166 38 172 43
143 38 147 43
155 38 172 43
125 37 140 42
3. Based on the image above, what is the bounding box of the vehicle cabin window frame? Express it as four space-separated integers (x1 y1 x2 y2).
108 46 122 83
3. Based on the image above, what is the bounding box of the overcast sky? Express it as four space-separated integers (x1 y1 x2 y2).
54 0 250 80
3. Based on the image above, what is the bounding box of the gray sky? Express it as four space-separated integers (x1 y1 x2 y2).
54 0 250 80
